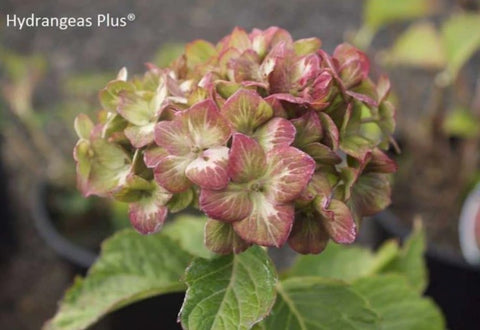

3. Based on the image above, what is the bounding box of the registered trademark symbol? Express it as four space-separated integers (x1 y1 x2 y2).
127 13 135 21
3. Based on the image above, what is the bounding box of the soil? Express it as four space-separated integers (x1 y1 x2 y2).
391 140 464 252
386 57 480 256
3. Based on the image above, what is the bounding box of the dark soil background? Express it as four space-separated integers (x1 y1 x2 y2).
0 0 477 329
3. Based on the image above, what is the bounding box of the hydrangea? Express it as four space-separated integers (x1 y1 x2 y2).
73 26 397 254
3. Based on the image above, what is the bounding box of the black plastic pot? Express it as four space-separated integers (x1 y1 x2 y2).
30 182 97 269
0 146 16 264
31 182 187 329
106 293 184 329
373 210 480 330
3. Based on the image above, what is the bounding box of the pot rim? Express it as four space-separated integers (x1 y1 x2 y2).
30 181 97 268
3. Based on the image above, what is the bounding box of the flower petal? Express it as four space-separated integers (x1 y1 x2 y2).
143 146 168 168
233 193 294 247
205 219 251 254
74 114 94 140
303 142 342 165
377 75 391 104
79 139 132 197
200 183 252 222
129 202 168 235
291 111 323 148
222 89 273 134
350 173 391 217
117 90 155 126
185 146 229 190
74 140 92 195
219 27 251 53
181 99 231 149
230 50 262 83
298 172 337 202
346 79 378 107
155 120 191 155
227 133 267 183
99 80 134 112
185 39 216 69
154 154 193 193
250 26 293 58
365 148 397 173
254 117 296 150
124 123 156 148
318 112 340 151
340 135 372 161
113 176 172 235
333 43 370 88
288 214 329 254
315 198 357 244
264 146 315 203
293 37 322 56
265 42 296 94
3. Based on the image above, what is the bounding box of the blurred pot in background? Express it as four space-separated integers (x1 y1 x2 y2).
0 44 185 269
0 49 128 269
350 1 480 329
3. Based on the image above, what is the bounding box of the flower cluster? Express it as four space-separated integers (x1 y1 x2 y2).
74 27 397 254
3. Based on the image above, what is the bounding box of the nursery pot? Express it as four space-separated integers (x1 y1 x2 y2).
30 181 99 269
373 210 480 330
106 292 184 329
31 182 188 328
0 148 16 264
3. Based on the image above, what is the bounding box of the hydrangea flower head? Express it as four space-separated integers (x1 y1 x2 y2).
74 27 397 254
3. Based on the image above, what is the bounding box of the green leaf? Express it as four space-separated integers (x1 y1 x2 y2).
286 243 376 282
180 246 277 330
364 0 438 31
377 222 427 292
352 275 445 330
163 213 214 259
382 22 446 70
443 107 480 138
262 277 380 329
442 13 480 77
368 239 400 274
45 230 192 330
286 226 427 291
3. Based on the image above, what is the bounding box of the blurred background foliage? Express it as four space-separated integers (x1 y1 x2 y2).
348 0 480 251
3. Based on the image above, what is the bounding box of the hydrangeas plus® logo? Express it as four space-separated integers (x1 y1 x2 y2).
5 13 135 30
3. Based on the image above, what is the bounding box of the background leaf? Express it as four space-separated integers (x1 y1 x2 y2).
262 277 380 330
364 0 438 31
180 246 277 330
352 275 445 330
286 224 427 292
163 213 214 259
45 230 192 330
286 243 376 281
376 222 427 292
442 13 480 77
443 107 480 138
382 22 446 70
